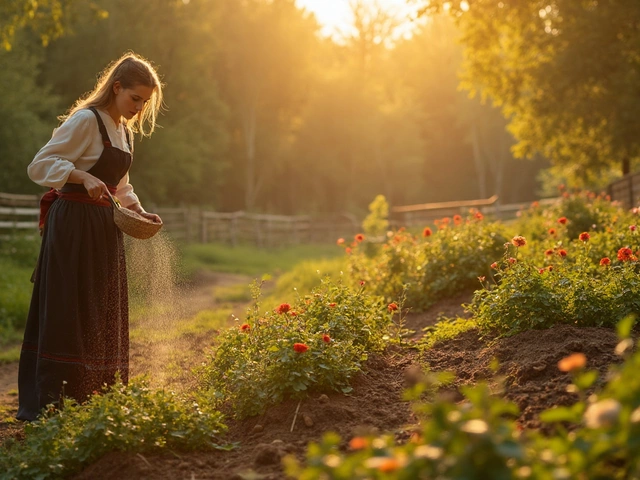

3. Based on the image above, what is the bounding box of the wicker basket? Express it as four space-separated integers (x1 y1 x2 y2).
107 193 163 240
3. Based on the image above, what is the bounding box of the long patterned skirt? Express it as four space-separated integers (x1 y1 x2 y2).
17 198 129 421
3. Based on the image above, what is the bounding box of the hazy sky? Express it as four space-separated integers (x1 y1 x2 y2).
295 0 423 41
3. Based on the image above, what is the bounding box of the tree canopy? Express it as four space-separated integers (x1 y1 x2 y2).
422 0 640 183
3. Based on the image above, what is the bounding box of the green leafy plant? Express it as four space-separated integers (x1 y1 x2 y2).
198 277 394 418
0 376 227 480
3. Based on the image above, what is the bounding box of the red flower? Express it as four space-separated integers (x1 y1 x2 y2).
548 265 554 272
531 201 539 208
474 211 484 221
538 268 545 274
600 257 611 266
293 343 309 353
453 215 462 225
336 238 345 245
276 303 291 314
360 280 365 286
490 262 498 269
345 247 352 254
240 323 251 332
511 235 527 247
355 233 365 242
545 249 554 256
618 247 634 262
290 311 297 316
388 302 398 312
328 302 336 308
322 334 331 343
423 227 432 237
558 217 568 225
558 249 567 257
441 217 451 225
579 232 590 242
630 225 637 232
548 228 556 235
508 257 516 264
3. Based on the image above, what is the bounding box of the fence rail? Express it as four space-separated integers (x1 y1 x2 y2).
608 172 640 209
0 190 585 245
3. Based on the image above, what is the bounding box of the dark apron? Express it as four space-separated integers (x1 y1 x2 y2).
17 107 133 421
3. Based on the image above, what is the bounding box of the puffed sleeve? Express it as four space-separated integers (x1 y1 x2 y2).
27 110 94 189
115 171 140 209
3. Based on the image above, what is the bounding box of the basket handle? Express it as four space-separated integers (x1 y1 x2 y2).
104 191 121 209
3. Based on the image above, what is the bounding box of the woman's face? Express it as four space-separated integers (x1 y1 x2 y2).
113 82 154 120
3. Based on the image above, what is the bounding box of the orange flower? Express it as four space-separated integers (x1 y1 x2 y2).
618 247 634 262
322 334 331 343
441 217 451 225
545 248 554 256
345 247 352 255
538 268 545 274
508 257 516 264
387 302 398 312
328 302 336 308
558 353 587 372
579 232 590 242
531 201 539 208
276 303 291 314
478 275 486 282
474 211 484 221
240 323 251 332
378 458 400 473
349 437 368 450
548 265 554 272
511 235 527 247
600 257 611 266
453 214 462 225
423 227 432 237
360 280 365 286
558 217 568 225
293 343 309 353
548 228 556 235
490 262 498 269
336 238 345 245
355 233 365 242
558 249 567 257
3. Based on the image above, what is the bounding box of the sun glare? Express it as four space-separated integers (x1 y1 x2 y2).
295 0 424 42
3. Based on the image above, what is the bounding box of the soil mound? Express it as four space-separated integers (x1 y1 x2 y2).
421 325 622 429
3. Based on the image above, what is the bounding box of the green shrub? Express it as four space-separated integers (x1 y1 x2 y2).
347 213 509 311
0 376 227 480
470 237 640 335
198 277 393 418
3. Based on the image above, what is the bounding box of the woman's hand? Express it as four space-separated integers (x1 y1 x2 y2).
127 203 162 224
68 170 110 200
139 212 162 224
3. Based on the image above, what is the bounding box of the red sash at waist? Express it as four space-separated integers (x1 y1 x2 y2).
39 186 117 232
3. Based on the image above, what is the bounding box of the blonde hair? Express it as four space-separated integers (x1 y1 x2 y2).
61 52 164 137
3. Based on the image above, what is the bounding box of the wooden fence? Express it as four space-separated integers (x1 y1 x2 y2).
607 171 640 209
0 190 569 246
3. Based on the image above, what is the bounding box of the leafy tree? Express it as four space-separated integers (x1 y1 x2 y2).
421 0 640 186
39 0 229 205
0 38 60 194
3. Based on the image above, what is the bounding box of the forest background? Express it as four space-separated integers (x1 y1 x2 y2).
1 0 637 216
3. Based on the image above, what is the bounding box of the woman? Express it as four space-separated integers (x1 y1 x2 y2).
17 52 163 421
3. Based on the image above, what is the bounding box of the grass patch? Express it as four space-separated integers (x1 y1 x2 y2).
0 259 33 340
213 284 252 304
129 308 232 343
179 242 343 278
0 345 21 364
418 317 478 350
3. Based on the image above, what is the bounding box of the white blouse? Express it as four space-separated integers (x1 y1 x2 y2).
27 108 140 208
